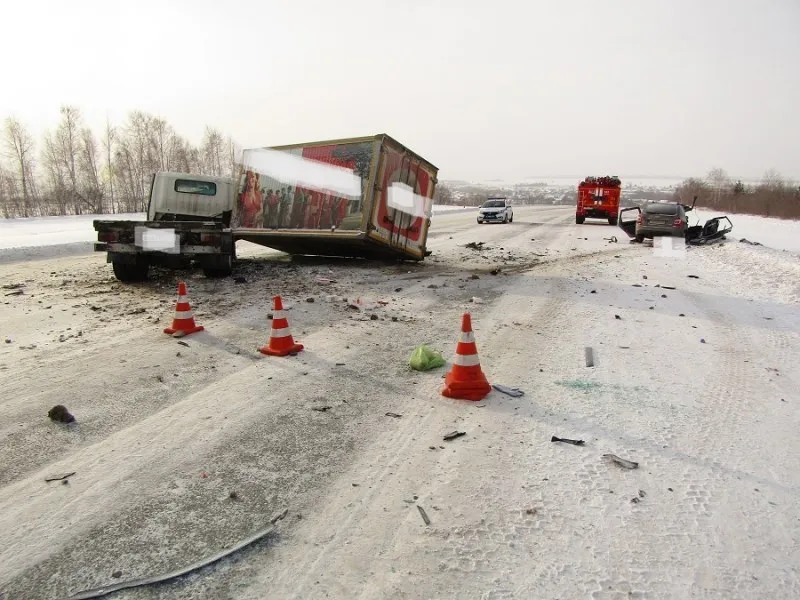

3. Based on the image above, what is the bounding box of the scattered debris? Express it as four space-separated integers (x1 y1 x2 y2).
45 472 76 482
61 517 285 600
614 315 622 320
4 289 24 297
585 347 595 367
111 571 123 579
306 297 315 303
525 508 537 516
642 275 648 280
315 277 336 285
233 277 247 284
631 497 641 504
417 505 431 526
311 406 332 412
700 338 706 344
551 436 585 446
1 283 24 290
661 285 676 290
464 241 486 251
48 405 75 424
469 297 484 304
177 341 189 347
469 274 480 280
490 268 502 276
739 238 762 246
385 412 402 418
590 290 597 294
443 431 466 441
603 453 639 469
370 314 379 321
688 275 700 279
491 384 524 397
679 313 686 317
427 284 438 289
638 490 646 498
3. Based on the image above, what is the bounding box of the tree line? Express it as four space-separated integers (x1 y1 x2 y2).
0 106 239 218
674 168 800 219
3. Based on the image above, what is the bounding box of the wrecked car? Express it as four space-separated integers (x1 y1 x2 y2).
619 196 733 246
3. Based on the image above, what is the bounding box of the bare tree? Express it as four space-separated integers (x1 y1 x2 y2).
103 118 117 213
201 127 225 176
2 117 38 217
433 182 455 205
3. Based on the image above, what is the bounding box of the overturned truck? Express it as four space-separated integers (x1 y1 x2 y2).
94 134 438 281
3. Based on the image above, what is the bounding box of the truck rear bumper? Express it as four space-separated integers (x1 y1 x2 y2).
577 208 616 218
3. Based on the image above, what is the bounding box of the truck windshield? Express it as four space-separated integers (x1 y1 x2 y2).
175 179 217 196
483 200 505 208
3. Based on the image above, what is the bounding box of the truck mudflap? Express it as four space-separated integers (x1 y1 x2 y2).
685 216 733 245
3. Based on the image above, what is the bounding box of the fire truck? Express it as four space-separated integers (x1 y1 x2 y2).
576 175 621 225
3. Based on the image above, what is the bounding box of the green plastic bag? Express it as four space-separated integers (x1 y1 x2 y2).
408 344 446 371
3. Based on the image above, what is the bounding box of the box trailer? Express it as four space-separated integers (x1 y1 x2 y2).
94 134 438 281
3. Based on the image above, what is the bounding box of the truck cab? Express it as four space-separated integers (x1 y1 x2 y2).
576 176 621 225
147 172 235 224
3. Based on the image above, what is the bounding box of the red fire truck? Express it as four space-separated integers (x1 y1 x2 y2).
576 175 621 225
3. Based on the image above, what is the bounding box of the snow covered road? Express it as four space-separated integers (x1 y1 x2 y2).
0 206 798 599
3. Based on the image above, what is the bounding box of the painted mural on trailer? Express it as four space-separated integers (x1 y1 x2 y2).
232 142 374 231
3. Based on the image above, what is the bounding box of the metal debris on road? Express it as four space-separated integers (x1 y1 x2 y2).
443 431 466 441
45 472 76 482
603 453 639 469
551 436 585 446
417 505 431 526
62 514 286 600
385 412 402 418
311 406 332 412
584 347 595 367
492 384 524 397
177 341 189 347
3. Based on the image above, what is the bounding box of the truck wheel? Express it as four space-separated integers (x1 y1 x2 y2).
608 216 618 226
635 234 645 243
203 255 233 279
112 260 149 282
576 215 585 224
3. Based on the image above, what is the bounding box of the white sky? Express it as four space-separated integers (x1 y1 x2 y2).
1 0 798 182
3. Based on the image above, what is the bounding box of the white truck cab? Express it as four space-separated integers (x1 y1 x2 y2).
477 197 513 224
147 172 235 224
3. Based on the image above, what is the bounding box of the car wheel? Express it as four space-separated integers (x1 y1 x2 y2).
509 214 513 223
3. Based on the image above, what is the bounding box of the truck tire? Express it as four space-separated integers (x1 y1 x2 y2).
112 260 149 282
576 215 585 224
635 234 645 243
203 255 233 279
608 216 618 226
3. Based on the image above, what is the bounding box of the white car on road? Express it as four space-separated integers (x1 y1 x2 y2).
477 198 514 224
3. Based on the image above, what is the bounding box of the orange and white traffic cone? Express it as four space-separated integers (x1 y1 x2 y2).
164 281 204 337
259 296 304 356
441 312 491 401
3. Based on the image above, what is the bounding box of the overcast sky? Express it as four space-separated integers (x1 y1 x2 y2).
1 0 798 182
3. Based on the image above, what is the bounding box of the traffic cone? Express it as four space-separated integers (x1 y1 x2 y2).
259 296 304 356
164 281 204 336
441 313 491 401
